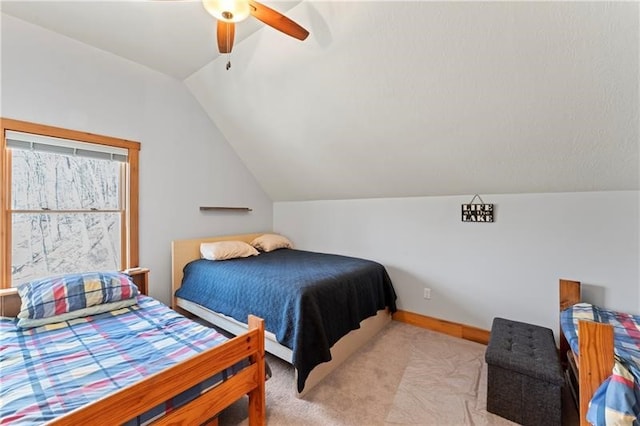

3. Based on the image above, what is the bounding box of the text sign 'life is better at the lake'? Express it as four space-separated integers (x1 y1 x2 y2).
461 203 494 222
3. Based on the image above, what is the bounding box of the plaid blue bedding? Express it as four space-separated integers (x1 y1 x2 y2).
17 271 138 322
1 296 235 425
560 303 640 425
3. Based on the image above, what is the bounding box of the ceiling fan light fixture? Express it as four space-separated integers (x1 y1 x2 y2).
202 0 250 23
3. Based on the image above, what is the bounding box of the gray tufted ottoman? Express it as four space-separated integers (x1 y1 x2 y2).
485 317 564 425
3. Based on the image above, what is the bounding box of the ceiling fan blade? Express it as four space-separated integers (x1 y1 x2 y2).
248 0 309 41
217 20 235 53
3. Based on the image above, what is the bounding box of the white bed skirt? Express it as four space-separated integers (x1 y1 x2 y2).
176 298 392 397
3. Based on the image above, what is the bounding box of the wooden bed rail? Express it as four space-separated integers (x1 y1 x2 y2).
49 315 266 426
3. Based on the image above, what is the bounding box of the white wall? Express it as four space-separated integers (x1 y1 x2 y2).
3 12 638 335
1 13 273 305
275 191 639 333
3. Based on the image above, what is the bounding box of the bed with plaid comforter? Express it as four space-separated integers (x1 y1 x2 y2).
560 303 640 425
0 295 239 425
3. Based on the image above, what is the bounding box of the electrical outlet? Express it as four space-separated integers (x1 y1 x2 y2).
424 288 431 299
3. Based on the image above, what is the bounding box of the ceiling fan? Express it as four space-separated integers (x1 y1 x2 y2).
202 0 309 65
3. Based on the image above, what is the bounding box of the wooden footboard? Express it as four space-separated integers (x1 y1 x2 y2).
54 315 265 426
559 279 615 426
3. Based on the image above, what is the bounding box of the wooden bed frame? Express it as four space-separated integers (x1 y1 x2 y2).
0 288 266 426
559 279 615 426
171 233 393 397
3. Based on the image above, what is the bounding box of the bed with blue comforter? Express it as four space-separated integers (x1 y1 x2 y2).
175 248 397 393
0 295 245 425
560 303 640 425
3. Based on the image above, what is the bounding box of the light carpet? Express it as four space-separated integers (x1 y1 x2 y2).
218 321 517 425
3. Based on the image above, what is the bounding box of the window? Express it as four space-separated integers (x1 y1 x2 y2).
1 119 140 288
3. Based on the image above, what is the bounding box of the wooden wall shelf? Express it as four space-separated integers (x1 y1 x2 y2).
199 207 253 212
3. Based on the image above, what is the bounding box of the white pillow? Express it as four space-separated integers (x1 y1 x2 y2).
250 234 293 252
200 241 259 260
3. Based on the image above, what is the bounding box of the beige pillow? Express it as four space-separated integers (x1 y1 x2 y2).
200 241 259 260
250 234 293 252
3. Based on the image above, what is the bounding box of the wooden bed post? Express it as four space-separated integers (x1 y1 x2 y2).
0 288 20 317
559 279 581 365
578 320 614 426
247 315 266 426
559 278 617 426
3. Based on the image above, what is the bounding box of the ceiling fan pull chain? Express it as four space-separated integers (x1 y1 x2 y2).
226 24 231 70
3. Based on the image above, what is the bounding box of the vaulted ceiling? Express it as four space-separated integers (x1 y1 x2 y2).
3 1 638 201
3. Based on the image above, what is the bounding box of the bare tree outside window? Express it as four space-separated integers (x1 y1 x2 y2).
11 150 122 285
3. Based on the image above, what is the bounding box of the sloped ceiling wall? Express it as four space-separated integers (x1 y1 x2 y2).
186 1 639 202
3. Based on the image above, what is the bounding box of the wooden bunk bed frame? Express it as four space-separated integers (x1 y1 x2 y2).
559 279 615 426
0 288 266 426
171 232 393 397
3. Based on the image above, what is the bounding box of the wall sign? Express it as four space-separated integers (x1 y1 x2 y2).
462 194 494 223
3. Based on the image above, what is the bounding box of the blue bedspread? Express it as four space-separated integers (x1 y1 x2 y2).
560 303 640 425
175 248 397 393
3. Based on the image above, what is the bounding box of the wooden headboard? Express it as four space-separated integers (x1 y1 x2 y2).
171 233 265 309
